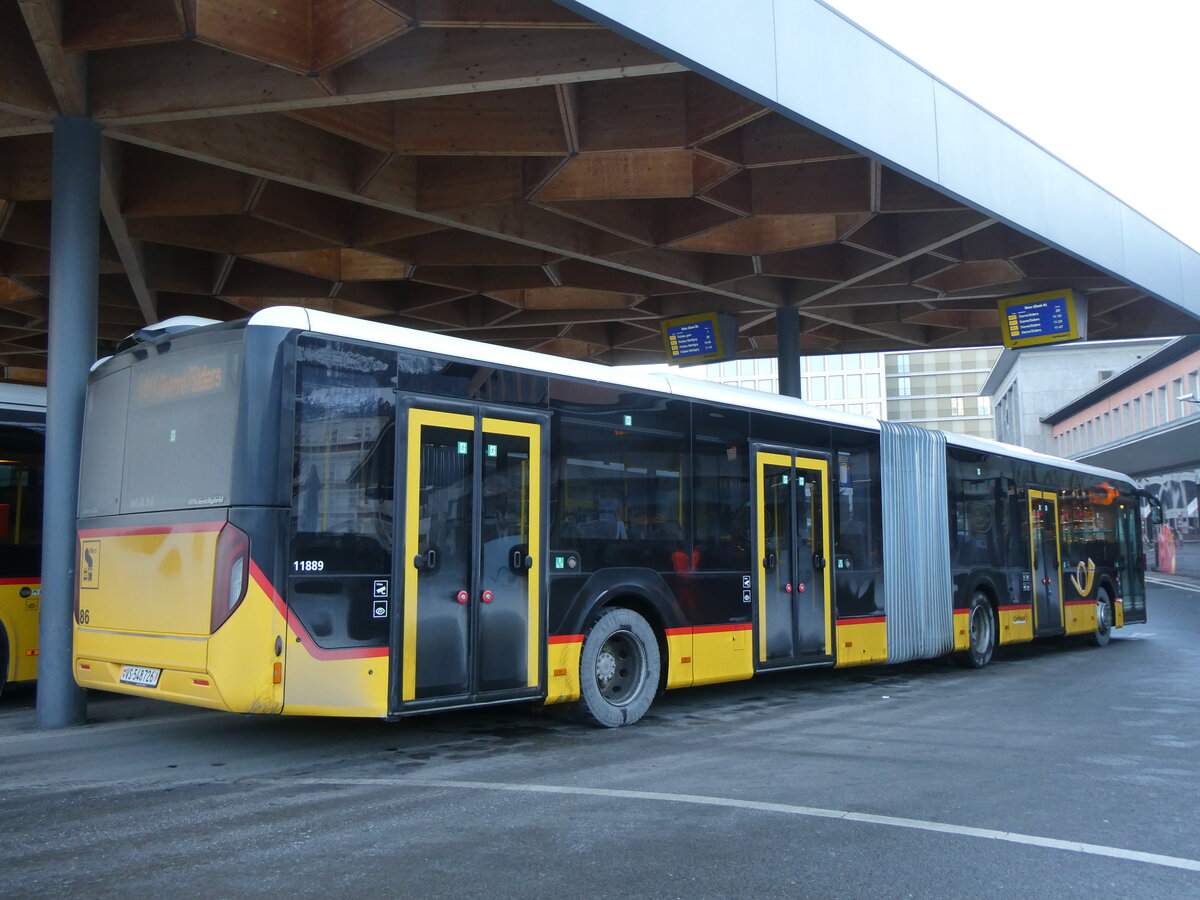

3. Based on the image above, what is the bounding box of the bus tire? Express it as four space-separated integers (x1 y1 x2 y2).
955 591 995 669
577 607 660 728
1091 586 1114 647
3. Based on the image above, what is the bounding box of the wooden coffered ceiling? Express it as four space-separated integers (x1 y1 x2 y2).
0 0 1193 381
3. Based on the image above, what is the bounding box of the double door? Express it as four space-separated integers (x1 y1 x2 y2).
398 403 546 710
753 447 832 668
1027 489 1063 633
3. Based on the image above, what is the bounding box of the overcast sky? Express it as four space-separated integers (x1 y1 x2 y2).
824 0 1200 252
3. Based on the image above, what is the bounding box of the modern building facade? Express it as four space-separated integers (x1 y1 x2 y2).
983 339 1169 454
884 347 1001 437
1040 336 1200 577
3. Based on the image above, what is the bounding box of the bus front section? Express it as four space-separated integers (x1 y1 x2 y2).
74 321 297 714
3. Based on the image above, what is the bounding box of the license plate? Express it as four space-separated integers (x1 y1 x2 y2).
119 665 162 688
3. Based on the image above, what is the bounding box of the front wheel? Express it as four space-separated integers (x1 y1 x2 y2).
1091 587 1114 647
955 591 995 669
577 608 660 728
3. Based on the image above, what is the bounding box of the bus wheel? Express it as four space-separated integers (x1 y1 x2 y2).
1091 587 1114 647
578 608 660 728
955 592 995 669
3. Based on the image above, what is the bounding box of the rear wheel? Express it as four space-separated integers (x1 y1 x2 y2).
1091 586 1114 647
578 608 660 728
955 591 995 669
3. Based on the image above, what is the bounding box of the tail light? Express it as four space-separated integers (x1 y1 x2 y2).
211 523 250 633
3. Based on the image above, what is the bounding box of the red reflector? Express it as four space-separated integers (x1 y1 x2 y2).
193 679 210 686
272 662 282 684
553 668 567 677
80 663 91 670
681 657 692 664
25 649 38 656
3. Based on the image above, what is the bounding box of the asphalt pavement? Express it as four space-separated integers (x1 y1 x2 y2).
2 582 1199 898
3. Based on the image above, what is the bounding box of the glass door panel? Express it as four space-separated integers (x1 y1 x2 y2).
1028 490 1063 632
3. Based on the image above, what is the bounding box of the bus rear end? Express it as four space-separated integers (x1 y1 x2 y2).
74 323 287 713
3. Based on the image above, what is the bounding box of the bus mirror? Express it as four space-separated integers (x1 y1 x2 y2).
1150 506 1164 525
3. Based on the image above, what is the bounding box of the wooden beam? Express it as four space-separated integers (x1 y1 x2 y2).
537 150 698 201
0 4 59 117
18 0 89 116
751 158 872 215
121 147 257 216
249 181 353 245
668 215 839 255
192 0 312 74
488 286 637 310
417 157 524 211
576 73 687 152
684 73 767 145
312 0 411 72
916 260 1024 294
99 139 157 322
393 88 568 155
412 0 600 28
739 114 860 167
0 111 54 139
288 103 395 151
62 0 184 51
92 26 683 124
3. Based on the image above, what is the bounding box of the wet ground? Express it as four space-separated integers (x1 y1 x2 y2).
2 580 1199 898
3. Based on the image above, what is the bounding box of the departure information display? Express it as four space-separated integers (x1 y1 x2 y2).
998 289 1086 349
660 312 737 364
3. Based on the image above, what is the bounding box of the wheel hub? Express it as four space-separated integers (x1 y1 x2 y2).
596 650 617 683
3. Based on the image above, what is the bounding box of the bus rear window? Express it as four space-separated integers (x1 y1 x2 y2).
80 341 241 516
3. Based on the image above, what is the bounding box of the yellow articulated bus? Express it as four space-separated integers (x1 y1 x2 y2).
0 384 46 696
74 309 1151 725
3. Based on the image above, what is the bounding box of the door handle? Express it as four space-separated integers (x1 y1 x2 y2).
413 548 438 570
763 551 777 570
813 554 826 570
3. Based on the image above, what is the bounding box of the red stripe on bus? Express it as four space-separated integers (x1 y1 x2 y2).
997 605 1032 611
665 623 752 636
249 562 387 661
953 608 969 615
77 522 224 538
1063 599 1094 607
0 577 38 585
548 634 584 644
836 616 886 626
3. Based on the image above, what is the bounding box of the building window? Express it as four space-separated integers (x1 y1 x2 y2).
950 397 965 416
898 377 911 397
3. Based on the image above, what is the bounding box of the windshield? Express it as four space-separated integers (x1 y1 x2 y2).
80 336 242 517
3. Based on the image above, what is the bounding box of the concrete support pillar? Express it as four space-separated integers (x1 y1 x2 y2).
37 117 101 728
776 306 802 399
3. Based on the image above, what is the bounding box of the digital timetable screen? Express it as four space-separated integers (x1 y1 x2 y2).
997 289 1086 349
660 312 738 364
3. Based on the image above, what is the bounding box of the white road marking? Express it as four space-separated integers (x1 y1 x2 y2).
270 776 1200 874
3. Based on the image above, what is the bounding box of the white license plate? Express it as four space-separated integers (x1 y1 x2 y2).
119 665 162 688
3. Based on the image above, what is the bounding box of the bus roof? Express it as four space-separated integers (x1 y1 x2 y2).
246 306 1135 488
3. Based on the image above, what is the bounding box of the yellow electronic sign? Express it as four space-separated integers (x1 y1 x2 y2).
660 312 738 365
998 289 1086 349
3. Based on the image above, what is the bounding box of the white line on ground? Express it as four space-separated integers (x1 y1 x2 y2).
267 776 1200 874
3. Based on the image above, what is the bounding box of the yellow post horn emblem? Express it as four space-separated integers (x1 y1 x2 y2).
1069 558 1095 596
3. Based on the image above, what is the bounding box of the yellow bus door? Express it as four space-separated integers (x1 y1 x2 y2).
399 405 545 711
754 449 833 669
1028 489 1064 634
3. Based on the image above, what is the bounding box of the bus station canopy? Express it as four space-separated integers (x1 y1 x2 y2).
1 0 1198 379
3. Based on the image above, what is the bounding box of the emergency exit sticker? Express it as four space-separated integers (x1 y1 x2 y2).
457 441 469 455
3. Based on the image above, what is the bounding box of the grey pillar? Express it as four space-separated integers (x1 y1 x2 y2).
37 117 101 728
776 306 802 399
